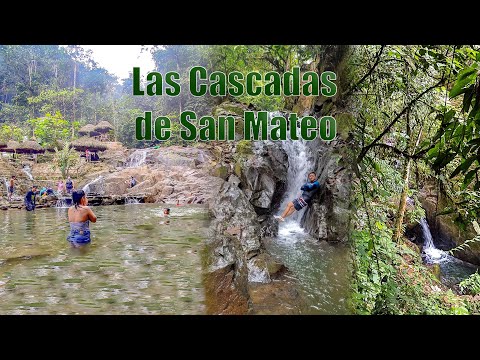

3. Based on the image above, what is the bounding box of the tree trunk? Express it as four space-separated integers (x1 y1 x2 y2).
392 125 424 242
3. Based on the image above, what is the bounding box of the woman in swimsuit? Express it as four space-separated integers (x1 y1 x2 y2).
67 190 97 247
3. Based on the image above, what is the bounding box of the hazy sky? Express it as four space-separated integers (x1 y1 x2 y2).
80 45 155 80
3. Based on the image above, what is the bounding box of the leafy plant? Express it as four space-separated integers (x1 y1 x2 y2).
52 140 77 179
459 271 480 295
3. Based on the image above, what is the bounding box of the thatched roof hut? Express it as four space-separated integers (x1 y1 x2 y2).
78 124 100 137
0 141 6 149
45 140 65 153
2 140 20 153
71 137 107 152
94 121 113 134
16 140 45 154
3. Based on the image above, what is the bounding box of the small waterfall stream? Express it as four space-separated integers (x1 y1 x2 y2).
419 218 448 263
22 165 34 180
127 150 147 168
82 176 104 194
419 217 478 287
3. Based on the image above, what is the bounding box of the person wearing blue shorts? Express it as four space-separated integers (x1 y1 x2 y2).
8 175 15 202
275 172 320 222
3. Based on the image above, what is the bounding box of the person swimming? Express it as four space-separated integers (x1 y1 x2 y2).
67 190 97 247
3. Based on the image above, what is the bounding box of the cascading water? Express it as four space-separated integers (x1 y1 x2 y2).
419 217 448 263
127 150 147 168
82 176 104 194
22 165 34 180
418 216 478 288
55 199 69 208
3 178 9 194
262 114 350 314
278 137 313 224
125 196 140 205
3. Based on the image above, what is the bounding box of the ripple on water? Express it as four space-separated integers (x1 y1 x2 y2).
266 220 352 314
0 204 210 314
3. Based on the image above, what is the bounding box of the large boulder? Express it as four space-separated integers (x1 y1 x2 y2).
237 141 288 214
301 140 352 242
204 177 277 314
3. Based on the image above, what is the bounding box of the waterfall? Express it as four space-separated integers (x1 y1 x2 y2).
127 150 147 168
55 199 69 208
22 165 34 180
419 218 447 263
82 176 104 194
276 115 314 224
125 196 140 205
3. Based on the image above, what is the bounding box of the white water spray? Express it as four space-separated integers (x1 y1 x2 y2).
420 218 448 263
125 196 140 205
82 176 104 194
22 165 34 180
127 150 147 168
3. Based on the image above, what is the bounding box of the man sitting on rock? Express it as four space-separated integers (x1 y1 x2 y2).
274 172 320 222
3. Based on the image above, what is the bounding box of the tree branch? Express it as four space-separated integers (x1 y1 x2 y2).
357 77 445 164
343 45 385 97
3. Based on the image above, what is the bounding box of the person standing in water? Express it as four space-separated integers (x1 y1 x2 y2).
57 180 64 195
24 185 38 211
7 175 15 202
275 172 320 222
66 176 74 194
67 190 97 247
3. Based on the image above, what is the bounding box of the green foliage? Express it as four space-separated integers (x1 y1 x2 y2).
350 46 476 313
0 124 25 142
28 111 71 148
52 140 77 179
449 234 480 256
459 271 480 295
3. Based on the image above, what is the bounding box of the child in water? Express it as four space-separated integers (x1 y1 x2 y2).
67 190 97 247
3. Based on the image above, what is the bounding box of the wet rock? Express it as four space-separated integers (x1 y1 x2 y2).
237 141 287 214
203 262 249 315
205 180 285 313
227 174 241 187
419 182 480 265
301 144 352 243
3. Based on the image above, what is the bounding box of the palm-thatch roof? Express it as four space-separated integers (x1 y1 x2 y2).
45 140 65 152
94 121 114 133
78 124 100 137
0 141 6 149
16 140 45 154
2 140 20 153
71 137 107 152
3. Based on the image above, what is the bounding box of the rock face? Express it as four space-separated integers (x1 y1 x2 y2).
301 139 352 242
237 141 288 214
203 177 267 314
292 45 354 243
419 181 480 266
79 146 224 206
